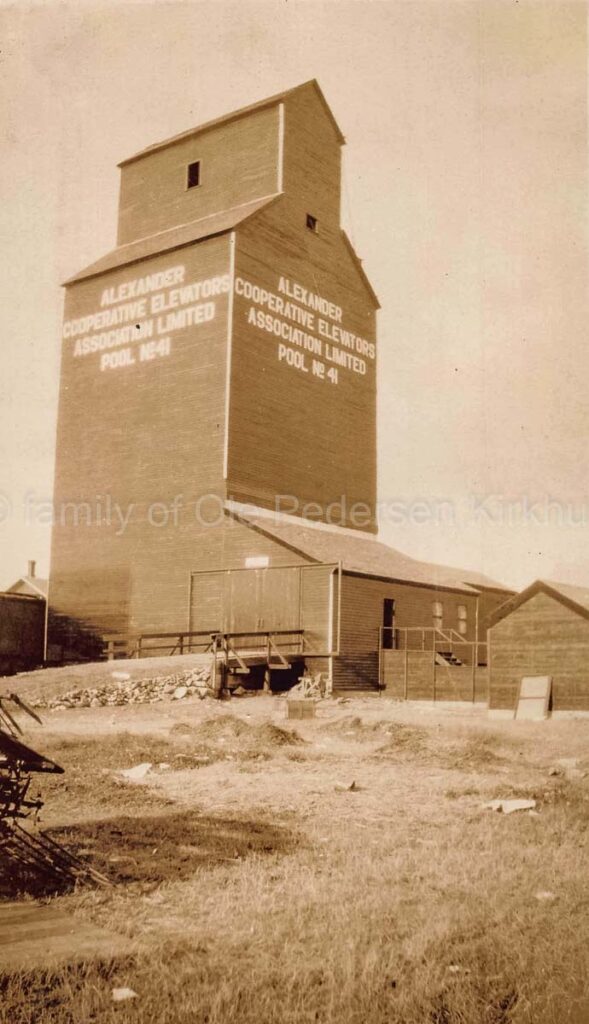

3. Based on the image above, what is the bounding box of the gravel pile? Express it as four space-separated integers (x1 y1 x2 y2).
32 665 214 710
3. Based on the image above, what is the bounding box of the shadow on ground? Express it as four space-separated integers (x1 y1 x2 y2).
48 811 299 885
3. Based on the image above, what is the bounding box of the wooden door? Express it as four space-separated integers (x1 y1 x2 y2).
383 598 396 650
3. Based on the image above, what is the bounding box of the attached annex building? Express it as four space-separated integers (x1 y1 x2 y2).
48 81 512 692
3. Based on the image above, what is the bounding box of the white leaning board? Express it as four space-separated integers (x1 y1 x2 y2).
515 676 552 720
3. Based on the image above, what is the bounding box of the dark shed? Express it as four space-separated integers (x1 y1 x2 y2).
0 594 45 675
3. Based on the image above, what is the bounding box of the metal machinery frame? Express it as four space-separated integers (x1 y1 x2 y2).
0 694 109 893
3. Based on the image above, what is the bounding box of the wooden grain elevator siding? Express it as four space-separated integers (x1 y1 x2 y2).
229 229 377 530
116 104 281 246
49 236 230 643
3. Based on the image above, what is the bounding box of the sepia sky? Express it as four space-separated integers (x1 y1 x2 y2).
0 0 586 591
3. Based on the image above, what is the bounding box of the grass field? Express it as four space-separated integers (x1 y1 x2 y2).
2 690 589 1024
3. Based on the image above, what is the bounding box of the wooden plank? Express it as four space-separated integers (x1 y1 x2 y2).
0 902 134 971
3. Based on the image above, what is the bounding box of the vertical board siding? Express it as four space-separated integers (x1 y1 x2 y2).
300 565 332 652
381 650 407 699
117 105 280 246
488 591 589 710
189 518 311 636
189 521 332 652
382 652 488 702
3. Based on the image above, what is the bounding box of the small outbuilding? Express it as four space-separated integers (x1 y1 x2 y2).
488 579 589 713
0 560 46 675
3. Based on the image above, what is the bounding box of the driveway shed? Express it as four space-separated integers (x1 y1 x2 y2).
488 579 589 713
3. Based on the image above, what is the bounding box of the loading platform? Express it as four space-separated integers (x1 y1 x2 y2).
104 628 319 689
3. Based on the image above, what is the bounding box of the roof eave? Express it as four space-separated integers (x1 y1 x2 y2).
341 567 478 595
62 229 230 288
62 193 282 287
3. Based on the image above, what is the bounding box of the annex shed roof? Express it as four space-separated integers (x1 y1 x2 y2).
231 511 510 595
488 578 589 628
64 194 281 285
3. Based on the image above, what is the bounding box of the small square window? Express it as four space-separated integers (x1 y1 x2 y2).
306 213 318 232
187 161 201 189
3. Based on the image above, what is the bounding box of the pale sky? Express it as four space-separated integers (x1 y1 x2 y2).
0 0 587 591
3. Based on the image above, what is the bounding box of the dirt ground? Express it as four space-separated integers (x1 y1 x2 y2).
2 690 589 1024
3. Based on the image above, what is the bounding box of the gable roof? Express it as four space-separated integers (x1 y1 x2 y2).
488 578 589 628
5 576 48 599
64 194 281 285
230 511 510 595
119 80 345 167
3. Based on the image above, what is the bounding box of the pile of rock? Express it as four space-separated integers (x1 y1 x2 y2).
33 664 214 711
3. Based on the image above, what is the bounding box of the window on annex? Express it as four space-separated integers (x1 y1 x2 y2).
187 161 201 189
457 604 468 636
432 601 443 632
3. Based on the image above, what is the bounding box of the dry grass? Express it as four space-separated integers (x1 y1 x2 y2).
33 717 305 824
2 698 589 1023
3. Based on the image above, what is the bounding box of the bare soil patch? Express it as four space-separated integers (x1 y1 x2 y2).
49 811 298 886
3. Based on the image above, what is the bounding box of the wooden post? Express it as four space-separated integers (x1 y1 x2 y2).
432 649 436 702
404 647 408 700
211 634 218 695
263 634 271 692
472 643 477 702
